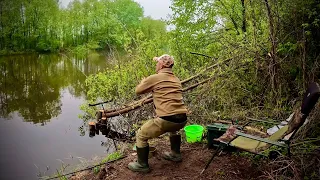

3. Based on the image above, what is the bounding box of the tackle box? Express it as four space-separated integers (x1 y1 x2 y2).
207 123 229 149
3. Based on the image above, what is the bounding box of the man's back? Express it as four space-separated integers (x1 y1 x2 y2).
135 68 187 117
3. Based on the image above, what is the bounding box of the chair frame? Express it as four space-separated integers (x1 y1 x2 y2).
229 82 320 157
232 117 293 157
231 109 313 157
201 82 320 174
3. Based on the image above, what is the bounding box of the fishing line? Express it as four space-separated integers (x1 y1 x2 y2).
111 13 155 75
59 53 87 78
41 156 126 180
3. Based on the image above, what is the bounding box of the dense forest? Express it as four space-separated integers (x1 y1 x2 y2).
1 0 320 179
0 0 166 53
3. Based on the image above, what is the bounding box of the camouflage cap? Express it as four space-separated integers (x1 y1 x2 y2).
153 54 174 68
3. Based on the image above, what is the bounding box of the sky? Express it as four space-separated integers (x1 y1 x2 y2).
59 0 173 20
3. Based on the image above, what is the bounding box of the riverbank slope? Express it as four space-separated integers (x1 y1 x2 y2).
70 137 264 180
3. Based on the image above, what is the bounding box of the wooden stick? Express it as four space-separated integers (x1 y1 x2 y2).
104 98 153 117
181 58 231 84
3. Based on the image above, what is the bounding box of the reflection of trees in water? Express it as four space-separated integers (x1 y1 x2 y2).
0 53 110 125
0 54 63 124
63 52 116 98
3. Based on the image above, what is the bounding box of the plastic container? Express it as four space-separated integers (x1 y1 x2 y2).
207 123 229 149
184 125 204 143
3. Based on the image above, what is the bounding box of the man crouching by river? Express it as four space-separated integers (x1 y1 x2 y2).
128 54 188 172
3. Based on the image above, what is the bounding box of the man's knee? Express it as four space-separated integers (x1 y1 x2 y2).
136 128 149 148
135 118 164 148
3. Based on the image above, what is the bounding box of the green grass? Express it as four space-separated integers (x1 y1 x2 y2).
56 169 68 180
101 151 123 163
93 151 123 174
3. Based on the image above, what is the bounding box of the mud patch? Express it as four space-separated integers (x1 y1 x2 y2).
70 137 263 180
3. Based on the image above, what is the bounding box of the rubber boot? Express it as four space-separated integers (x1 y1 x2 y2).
128 146 150 172
163 134 182 162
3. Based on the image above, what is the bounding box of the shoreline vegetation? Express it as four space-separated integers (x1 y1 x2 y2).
0 0 166 56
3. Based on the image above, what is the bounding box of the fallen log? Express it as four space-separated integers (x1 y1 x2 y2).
104 75 222 118
102 58 232 114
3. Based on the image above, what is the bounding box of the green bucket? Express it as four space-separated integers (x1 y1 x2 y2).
184 124 204 143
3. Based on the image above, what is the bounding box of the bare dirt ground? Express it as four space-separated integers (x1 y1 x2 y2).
70 137 264 180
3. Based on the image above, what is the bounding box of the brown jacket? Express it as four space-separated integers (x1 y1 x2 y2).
135 68 187 117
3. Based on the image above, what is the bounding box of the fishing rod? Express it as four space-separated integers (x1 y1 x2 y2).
88 100 113 107
42 156 126 180
190 52 213 58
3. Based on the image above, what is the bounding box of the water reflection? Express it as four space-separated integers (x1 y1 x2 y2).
0 53 112 124
0 52 131 180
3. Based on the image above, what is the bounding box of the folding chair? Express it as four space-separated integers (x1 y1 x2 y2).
230 82 320 157
201 82 320 174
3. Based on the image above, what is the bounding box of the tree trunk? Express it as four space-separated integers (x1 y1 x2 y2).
218 0 240 35
21 2 25 50
0 1 3 50
249 0 259 78
264 0 278 93
301 29 306 89
241 0 246 33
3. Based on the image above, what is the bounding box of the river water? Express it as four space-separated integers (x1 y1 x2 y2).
0 52 125 180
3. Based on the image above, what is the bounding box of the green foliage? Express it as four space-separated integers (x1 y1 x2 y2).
93 166 100 174
0 0 153 54
55 168 68 180
101 151 123 163
81 0 320 125
71 45 89 57
84 33 169 103
92 151 123 174
167 0 320 121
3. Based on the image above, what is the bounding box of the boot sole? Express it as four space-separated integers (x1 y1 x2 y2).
128 166 151 173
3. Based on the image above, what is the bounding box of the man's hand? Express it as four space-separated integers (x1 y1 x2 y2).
140 77 146 83
153 57 158 61
186 108 192 115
